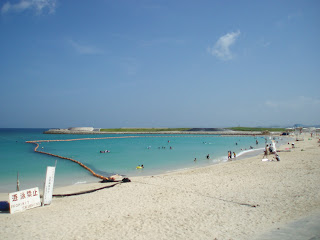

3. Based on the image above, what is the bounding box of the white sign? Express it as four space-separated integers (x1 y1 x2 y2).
9 187 41 214
43 166 56 205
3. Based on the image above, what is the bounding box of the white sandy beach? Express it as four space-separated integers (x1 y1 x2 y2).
1 133 320 240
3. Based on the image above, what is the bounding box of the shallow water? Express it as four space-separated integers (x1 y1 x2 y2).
0 129 286 192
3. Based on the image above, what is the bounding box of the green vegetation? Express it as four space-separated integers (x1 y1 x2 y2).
228 127 288 132
100 128 191 132
100 127 290 133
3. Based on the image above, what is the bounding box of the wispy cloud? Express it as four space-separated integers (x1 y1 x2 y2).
141 37 185 47
261 39 271 48
68 39 104 55
1 0 57 15
264 96 320 125
121 57 140 76
276 12 302 28
287 12 302 21
265 96 320 110
207 30 241 61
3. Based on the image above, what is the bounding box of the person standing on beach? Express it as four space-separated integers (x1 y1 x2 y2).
264 145 269 158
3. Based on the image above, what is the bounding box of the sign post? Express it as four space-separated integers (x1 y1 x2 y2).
9 187 41 214
43 166 56 206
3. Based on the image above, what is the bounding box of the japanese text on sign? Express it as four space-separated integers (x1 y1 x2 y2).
43 166 56 205
9 187 41 214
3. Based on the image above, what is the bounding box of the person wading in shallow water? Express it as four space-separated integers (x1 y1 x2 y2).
228 151 232 160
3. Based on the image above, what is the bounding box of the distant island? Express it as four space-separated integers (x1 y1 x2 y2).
44 127 290 135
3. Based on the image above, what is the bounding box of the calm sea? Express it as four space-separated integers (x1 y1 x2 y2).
0 128 283 193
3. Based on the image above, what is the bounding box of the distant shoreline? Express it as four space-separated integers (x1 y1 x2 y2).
44 129 281 136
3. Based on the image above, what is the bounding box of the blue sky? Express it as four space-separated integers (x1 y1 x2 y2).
0 0 319 128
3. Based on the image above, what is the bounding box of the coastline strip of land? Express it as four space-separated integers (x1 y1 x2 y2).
44 128 286 135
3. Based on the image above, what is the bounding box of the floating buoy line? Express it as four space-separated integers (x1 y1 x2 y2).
26 136 139 182
26 134 230 182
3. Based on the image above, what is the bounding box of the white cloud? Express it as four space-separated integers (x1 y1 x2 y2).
1 0 57 15
68 40 103 55
207 30 241 61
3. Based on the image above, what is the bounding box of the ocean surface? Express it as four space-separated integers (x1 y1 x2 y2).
0 128 287 193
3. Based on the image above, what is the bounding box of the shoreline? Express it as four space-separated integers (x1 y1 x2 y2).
49 136 286 196
1 133 319 239
0 136 289 195
0 149 264 196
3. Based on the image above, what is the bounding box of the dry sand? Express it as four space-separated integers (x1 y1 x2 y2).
1 133 320 240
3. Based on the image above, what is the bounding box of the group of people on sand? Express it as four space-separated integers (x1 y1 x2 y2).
263 144 280 161
264 144 276 155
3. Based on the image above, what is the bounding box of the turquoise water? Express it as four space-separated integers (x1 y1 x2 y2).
0 129 284 193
